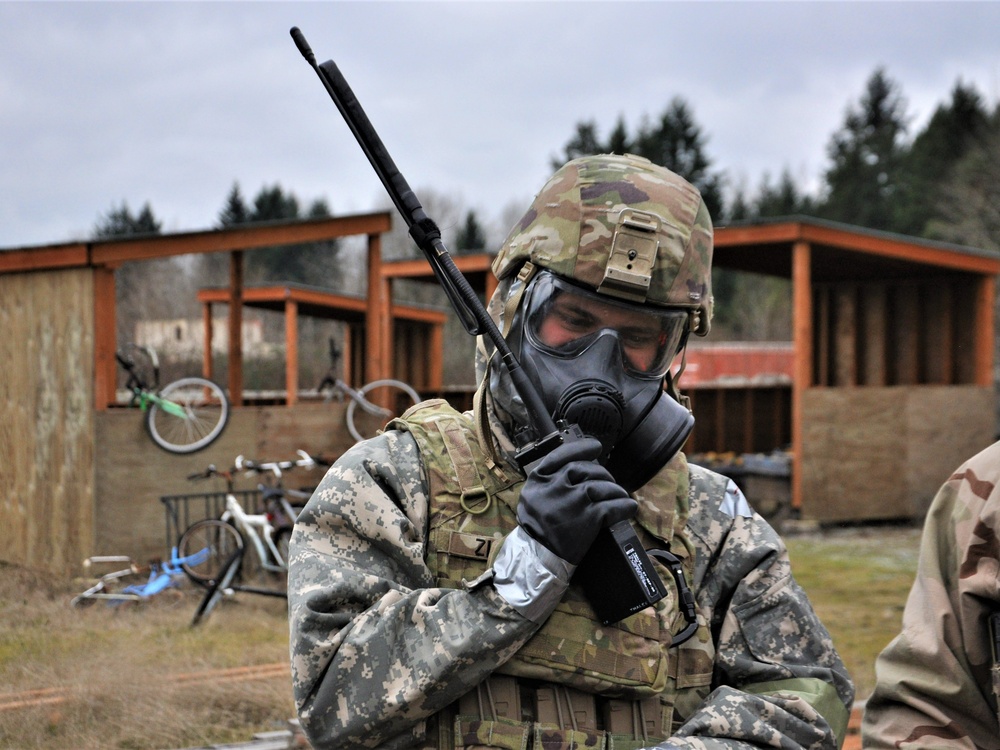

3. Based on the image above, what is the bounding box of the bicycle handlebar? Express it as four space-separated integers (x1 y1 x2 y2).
187 451 327 484
235 450 322 478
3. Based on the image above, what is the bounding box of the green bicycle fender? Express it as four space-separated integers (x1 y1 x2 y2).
741 677 850 748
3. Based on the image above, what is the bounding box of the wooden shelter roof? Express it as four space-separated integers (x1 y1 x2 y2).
713 215 1000 279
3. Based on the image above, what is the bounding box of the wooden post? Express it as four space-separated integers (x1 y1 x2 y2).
428 323 444 391
366 234 392 385
285 299 299 406
93 265 117 410
229 250 243 406
975 274 996 386
485 270 498 305
202 301 213 380
791 241 812 512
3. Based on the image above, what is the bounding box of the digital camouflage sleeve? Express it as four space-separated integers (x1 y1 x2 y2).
287 430 540 750
862 440 1000 749
288 430 853 750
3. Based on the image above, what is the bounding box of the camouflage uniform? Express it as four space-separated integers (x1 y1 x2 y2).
288 403 853 749
287 154 853 750
862 440 1000 748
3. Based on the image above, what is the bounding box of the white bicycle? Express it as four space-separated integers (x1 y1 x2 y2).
176 451 321 588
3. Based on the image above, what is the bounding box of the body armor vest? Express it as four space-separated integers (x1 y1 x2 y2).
393 400 715 749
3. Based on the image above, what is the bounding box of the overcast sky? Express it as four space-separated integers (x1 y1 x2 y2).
3 1 1000 250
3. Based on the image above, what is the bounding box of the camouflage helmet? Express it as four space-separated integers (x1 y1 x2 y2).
493 153 714 334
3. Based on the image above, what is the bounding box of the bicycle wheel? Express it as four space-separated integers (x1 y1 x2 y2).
273 526 292 570
191 549 241 627
346 379 421 442
177 520 244 585
147 377 230 454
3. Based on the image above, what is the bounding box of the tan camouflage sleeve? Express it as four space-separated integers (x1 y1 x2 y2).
286 430 539 750
669 472 854 749
862 440 1000 748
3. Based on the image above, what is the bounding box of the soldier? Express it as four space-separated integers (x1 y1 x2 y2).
862 439 1000 747
287 154 854 750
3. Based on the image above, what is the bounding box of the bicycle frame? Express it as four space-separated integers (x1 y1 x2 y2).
221 493 287 574
236 450 319 527
119 345 186 417
131 388 189 418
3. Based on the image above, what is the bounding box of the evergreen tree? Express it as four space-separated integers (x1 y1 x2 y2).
213 183 340 287
896 80 989 236
632 98 724 218
606 116 631 155
251 184 300 222
554 98 724 218
553 120 603 167
454 210 487 253
218 182 250 227
93 201 162 238
754 169 816 219
818 67 910 231
926 111 1000 253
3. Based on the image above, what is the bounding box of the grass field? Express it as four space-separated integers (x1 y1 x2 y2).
0 523 922 749
785 523 923 700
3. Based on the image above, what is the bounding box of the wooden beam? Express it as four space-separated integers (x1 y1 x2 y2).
195 284 446 324
791 241 812 511
799 222 1000 275
93 266 117 410
228 251 243 406
90 213 392 264
381 253 494 280
714 220 1000 276
0 243 89 274
285 300 299 407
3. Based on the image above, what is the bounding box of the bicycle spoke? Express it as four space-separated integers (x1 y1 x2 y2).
147 378 229 454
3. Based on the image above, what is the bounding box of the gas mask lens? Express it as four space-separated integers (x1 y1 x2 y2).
523 272 690 379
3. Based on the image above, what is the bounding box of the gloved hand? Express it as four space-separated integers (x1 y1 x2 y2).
517 436 637 565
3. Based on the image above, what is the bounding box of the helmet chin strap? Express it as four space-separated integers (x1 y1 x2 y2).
666 345 692 411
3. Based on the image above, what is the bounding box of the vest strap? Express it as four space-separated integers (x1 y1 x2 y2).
440 418 491 515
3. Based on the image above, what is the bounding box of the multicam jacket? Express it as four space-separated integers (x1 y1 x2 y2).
862 440 1000 748
288 401 853 750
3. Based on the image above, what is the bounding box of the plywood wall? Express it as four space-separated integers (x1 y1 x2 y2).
94 402 358 565
0 269 95 575
800 385 995 522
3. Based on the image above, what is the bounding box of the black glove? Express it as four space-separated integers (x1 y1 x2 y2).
517 436 638 565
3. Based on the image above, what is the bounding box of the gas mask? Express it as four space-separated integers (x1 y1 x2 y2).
510 271 695 492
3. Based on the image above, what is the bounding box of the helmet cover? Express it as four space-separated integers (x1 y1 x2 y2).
493 153 714 334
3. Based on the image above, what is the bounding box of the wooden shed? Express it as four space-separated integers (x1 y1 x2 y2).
0 213 416 575
710 217 1000 522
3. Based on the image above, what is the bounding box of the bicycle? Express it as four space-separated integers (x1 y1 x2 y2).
176 451 323 588
70 547 209 607
317 337 421 442
116 342 230 454
234 450 326 531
